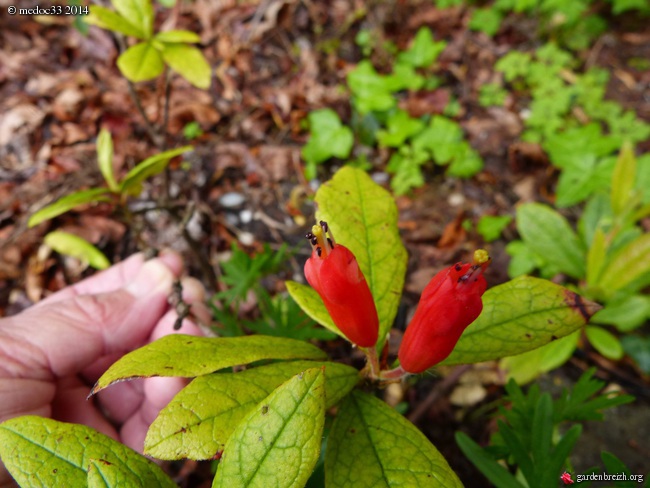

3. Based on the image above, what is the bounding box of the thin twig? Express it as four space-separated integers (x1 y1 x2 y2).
407 364 473 424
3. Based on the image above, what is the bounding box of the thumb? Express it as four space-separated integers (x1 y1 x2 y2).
5 258 179 377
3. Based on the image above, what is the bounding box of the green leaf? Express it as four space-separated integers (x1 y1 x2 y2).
455 432 523 488
386 147 429 195
301 109 354 169
597 233 650 293
91 334 327 394
326 390 462 487
213 368 326 488
120 146 192 195
160 43 211 89
154 29 201 43
611 142 637 216
347 60 396 113
516 203 586 279
28 188 112 227
412 115 463 164
446 142 484 177
442 276 600 365
592 294 650 332
500 331 579 384
145 360 358 460
44 231 110 270
477 215 513 242
314 166 408 349
376 110 424 147
586 227 607 288
0 416 175 488
621 335 650 374
585 325 624 360
396 27 446 68
97 128 118 191
285 281 342 337
117 41 164 82
469 8 503 36
86 6 145 38
112 0 154 38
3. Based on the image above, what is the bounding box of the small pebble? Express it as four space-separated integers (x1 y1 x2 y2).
448 193 465 206
219 192 246 208
240 209 253 224
371 172 390 184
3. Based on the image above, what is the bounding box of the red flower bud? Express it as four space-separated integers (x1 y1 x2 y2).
304 221 379 348
398 250 491 373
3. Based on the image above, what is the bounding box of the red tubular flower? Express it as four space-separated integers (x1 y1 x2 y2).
398 250 491 373
304 221 379 348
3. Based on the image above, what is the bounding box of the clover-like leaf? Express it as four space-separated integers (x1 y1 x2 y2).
213 368 326 488
145 361 357 460
86 5 145 38
91 334 327 394
326 390 462 487
314 166 408 349
160 43 211 89
0 416 175 488
117 41 164 82
442 276 600 365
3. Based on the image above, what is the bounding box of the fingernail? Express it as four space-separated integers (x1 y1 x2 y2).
125 259 174 297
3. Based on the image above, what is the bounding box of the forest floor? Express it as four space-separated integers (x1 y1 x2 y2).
1 1 649 486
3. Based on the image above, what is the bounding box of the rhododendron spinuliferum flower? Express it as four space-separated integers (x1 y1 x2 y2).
304 221 379 348
398 250 491 373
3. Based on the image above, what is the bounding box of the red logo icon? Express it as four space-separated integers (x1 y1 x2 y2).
560 471 574 484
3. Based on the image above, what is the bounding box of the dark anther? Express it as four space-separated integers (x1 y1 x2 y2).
305 232 314 240
316 247 322 257
327 238 334 248
454 264 462 271
311 236 318 246
320 220 328 232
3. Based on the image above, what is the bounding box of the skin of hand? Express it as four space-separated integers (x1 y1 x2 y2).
0 251 211 487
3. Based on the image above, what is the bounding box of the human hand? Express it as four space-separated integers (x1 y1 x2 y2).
0 251 210 487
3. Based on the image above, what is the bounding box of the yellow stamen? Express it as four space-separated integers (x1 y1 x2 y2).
473 249 490 266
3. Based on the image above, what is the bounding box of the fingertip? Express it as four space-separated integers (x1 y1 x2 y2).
157 249 184 277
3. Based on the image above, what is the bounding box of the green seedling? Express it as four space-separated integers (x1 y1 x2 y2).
86 0 210 88
28 129 192 268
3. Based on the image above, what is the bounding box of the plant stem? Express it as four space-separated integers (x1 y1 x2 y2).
364 346 381 379
379 365 408 381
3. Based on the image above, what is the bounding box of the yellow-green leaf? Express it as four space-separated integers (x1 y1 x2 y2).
314 166 408 349
111 0 153 38
155 29 201 43
97 128 118 191
120 146 192 195
285 281 342 337
0 416 175 488
586 227 607 289
28 188 112 227
442 276 600 366
213 368 326 488
597 233 650 294
117 41 164 83
160 43 211 89
91 334 327 394
86 5 145 38
516 203 586 278
145 360 358 460
500 331 580 384
326 390 462 487
586 325 624 360
44 231 110 270
610 142 636 216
